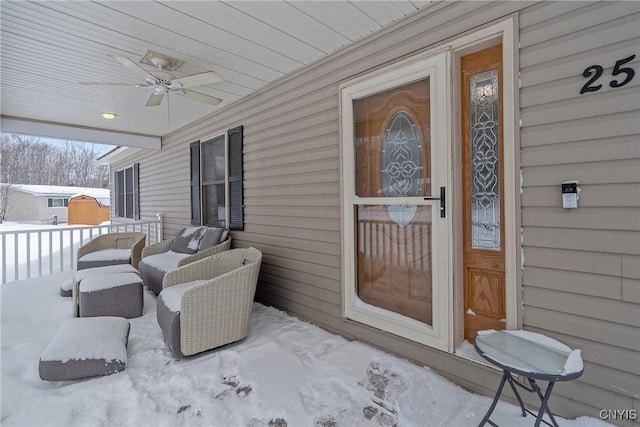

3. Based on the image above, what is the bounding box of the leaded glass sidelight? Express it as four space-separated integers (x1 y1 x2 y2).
470 69 500 249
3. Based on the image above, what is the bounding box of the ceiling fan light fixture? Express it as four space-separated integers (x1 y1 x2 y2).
101 112 117 119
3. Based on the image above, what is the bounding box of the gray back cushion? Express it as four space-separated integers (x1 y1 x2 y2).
170 227 204 254
198 227 227 251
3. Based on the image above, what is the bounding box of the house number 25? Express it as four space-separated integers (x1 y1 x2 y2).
580 54 636 94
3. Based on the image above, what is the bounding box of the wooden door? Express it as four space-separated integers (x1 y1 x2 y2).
461 45 506 342
353 78 433 325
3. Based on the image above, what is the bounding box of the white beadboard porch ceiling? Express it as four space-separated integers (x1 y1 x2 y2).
0 1 431 143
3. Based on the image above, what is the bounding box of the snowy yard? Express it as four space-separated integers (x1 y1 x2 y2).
1 273 609 427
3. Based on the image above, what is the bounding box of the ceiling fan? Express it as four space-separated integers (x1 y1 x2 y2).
80 53 223 107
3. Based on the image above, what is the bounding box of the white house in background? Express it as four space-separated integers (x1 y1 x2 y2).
2 184 109 224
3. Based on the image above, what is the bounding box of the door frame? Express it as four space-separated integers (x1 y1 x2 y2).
449 18 521 349
340 50 452 351
339 17 520 353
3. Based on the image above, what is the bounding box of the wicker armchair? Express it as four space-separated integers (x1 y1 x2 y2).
138 226 231 294
76 232 146 270
156 248 262 358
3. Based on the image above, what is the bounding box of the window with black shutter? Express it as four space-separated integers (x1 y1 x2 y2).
189 126 243 230
114 163 140 219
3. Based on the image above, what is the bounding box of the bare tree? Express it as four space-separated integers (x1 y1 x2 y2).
0 183 14 223
0 134 109 188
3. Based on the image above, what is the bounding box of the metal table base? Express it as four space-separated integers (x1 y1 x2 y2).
473 330 584 427
479 370 559 427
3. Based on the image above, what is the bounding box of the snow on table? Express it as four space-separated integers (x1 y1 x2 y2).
475 329 583 376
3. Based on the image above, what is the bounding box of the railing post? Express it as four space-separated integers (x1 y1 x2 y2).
69 229 75 271
2 233 6 284
49 230 53 275
26 231 31 279
156 213 164 243
38 231 42 277
59 229 64 273
14 232 19 281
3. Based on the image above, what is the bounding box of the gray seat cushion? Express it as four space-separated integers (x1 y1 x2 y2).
39 317 130 381
138 251 190 295
77 248 132 270
78 272 143 319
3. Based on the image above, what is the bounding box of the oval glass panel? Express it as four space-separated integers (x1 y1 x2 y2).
380 110 422 226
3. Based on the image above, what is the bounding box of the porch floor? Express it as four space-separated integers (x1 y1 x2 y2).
1 273 606 427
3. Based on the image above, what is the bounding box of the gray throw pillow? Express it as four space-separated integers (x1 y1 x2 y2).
198 227 226 251
170 227 204 254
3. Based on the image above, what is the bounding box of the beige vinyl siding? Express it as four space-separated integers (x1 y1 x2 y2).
519 1 640 425
110 1 639 424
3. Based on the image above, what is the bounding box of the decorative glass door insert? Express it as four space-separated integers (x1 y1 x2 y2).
470 70 500 250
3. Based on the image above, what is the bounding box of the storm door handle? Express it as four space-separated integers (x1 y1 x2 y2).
424 187 446 218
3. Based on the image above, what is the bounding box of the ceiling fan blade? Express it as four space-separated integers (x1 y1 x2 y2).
109 53 158 81
145 92 165 107
79 81 143 86
179 89 223 106
171 71 222 88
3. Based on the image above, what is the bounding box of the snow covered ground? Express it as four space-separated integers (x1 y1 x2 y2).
1 273 610 427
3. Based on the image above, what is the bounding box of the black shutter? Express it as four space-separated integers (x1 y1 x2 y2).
227 126 244 231
190 141 201 225
114 171 119 216
115 170 125 218
133 163 140 220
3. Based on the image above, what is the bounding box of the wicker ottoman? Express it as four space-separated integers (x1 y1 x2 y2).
78 272 143 319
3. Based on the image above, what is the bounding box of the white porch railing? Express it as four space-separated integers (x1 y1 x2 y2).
0 215 163 284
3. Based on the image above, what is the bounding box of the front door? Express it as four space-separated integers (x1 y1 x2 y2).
461 45 506 342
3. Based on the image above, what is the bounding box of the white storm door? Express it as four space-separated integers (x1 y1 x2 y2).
341 51 451 351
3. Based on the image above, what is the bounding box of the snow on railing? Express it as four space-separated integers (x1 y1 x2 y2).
0 214 163 284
